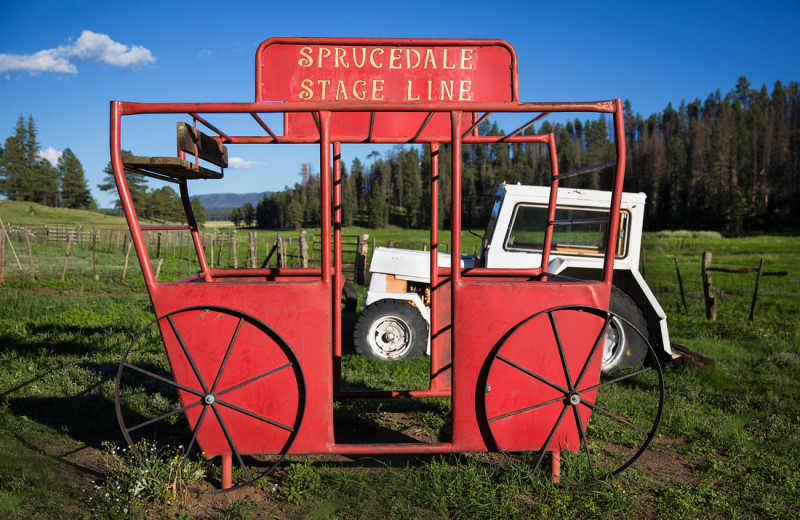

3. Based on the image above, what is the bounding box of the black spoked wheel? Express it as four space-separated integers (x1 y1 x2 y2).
115 306 306 492
481 305 664 486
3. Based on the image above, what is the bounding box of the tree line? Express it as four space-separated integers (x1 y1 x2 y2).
239 76 799 233
0 115 95 210
0 114 207 224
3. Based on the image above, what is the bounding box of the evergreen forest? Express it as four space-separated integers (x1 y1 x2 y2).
252 76 800 233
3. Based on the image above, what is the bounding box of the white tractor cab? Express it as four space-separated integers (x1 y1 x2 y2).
354 183 673 373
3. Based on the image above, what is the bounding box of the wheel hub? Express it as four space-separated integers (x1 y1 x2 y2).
203 394 216 405
569 393 581 406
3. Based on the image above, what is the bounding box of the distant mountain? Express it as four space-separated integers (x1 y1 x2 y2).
193 192 269 210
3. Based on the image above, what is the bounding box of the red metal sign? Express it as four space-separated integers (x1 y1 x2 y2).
256 38 518 140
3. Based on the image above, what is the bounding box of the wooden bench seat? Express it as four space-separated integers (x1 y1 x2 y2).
123 122 228 181
123 156 224 180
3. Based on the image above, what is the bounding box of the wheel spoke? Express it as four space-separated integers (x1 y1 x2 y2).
497 355 569 395
531 403 569 476
548 311 574 391
210 403 252 482
126 400 202 433
211 317 244 394
184 404 210 459
572 404 597 481
580 399 648 435
489 394 566 423
574 315 611 388
215 398 294 432
216 362 293 397
578 366 653 394
167 315 209 394
122 362 204 397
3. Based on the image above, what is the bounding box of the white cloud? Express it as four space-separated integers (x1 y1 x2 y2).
69 31 155 68
38 146 63 166
228 157 264 170
0 49 77 76
0 30 154 77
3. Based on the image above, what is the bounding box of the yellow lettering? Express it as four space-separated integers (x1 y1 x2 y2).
353 80 367 100
370 48 384 68
406 49 420 68
389 48 402 69
424 49 437 69
427 80 432 100
299 78 313 99
335 47 349 68
460 48 473 69
458 80 472 101
336 80 348 100
318 79 330 99
298 46 313 67
442 49 455 70
353 48 367 68
372 79 384 100
317 47 331 68
406 80 419 101
440 80 453 101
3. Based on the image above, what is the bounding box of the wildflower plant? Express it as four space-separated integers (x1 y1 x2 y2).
88 439 208 516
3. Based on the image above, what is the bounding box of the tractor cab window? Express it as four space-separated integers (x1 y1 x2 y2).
505 204 630 258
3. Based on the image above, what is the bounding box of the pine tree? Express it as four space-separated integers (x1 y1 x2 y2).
0 115 35 201
58 148 95 209
191 198 206 224
241 202 255 227
98 150 149 213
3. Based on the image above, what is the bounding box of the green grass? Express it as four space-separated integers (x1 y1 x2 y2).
0 230 798 518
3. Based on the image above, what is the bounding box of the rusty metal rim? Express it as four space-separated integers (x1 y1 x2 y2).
114 305 306 493
478 305 664 486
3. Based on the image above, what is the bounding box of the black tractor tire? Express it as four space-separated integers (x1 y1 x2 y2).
603 286 650 373
353 299 428 361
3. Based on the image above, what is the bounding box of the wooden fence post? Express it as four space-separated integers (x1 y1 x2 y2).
355 234 369 285
233 231 238 268
674 257 687 313
276 232 284 268
701 251 716 320
249 232 257 268
61 234 73 281
155 258 164 280
300 230 309 268
749 258 765 321
0 217 24 275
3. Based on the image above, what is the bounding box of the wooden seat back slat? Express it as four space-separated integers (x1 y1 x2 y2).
177 122 228 168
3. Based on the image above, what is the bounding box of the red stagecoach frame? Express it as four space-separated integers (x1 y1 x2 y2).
110 37 661 488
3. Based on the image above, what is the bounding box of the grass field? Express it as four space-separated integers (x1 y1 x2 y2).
0 221 798 518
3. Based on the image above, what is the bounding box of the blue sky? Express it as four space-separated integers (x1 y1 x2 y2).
1 1 798 208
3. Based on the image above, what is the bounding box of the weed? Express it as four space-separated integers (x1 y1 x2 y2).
87 440 208 517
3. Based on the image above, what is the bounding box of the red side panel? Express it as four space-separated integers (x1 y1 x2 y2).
151 282 331 455
450 280 610 453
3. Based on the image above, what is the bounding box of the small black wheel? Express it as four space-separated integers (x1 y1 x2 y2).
603 287 649 373
353 299 428 361
115 306 305 492
481 305 664 486
342 279 359 313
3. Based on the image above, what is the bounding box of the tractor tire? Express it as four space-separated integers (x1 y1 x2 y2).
603 286 649 373
353 299 427 361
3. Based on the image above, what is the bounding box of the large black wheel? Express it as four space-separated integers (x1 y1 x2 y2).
602 287 649 373
115 306 305 492
481 305 664 486
353 299 428 361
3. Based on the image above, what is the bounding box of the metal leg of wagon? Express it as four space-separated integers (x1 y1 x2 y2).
222 455 233 489
551 450 560 484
